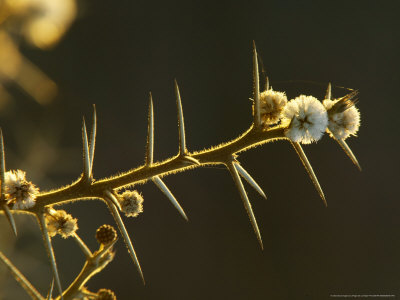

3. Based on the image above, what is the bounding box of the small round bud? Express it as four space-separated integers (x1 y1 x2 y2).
118 190 143 218
96 224 117 245
96 288 116 300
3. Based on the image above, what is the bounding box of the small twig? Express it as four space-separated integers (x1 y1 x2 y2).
62 239 116 299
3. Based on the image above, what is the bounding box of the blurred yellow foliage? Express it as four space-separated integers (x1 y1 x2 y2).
0 0 77 105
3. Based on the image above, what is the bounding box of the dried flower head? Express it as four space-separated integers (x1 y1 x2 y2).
283 95 328 144
118 190 143 217
96 224 117 245
259 89 288 125
96 288 116 300
45 209 78 238
323 93 360 140
5 170 39 210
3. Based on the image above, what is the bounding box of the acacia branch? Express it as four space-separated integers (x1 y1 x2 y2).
24 125 285 210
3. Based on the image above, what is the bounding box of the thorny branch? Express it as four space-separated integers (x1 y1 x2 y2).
0 43 361 299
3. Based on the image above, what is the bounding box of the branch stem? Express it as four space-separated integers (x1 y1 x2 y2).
28 126 285 209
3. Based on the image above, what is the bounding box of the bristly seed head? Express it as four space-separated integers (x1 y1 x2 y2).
96 288 117 300
118 190 144 217
283 95 328 144
45 209 78 238
96 224 117 245
259 89 288 126
323 94 360 140
5 170 39 210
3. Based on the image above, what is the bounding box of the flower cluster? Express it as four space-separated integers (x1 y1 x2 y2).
117 190 144 217
5 169 39 210
45 208 78 238
258 88 360 144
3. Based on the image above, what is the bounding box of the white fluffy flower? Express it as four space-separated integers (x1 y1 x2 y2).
45 209 78 238
259 89 288 125
283 95 328 144
323 97 360 140
5 170 39 209
118 190 143 218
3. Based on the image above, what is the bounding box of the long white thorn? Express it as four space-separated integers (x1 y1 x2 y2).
0 130 17 236
181 155 200 165
105 199 145 284
325 82 332 100
265 76 270 91
37 212 64 299
174 79 187 155
0 129 5 200
335 138 362 171
2 204 17 236
227 161 263 249
252 41 261 128
324 84 361 171
291 142 327 206
104 190 122 211
89 104 97 177
47 279 54 300
152 176 188 221
146 93 154 166
0 251 43 300
82 118 90 180
234 163 267 200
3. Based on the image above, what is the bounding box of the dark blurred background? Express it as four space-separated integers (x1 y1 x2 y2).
1 1 399 299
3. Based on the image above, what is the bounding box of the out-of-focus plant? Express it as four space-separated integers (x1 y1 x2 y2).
0 43 361 299
0 0 77 105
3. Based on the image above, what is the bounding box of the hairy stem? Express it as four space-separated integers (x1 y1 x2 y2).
25 126 285 210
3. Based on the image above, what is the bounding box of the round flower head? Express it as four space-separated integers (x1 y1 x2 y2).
118 190 143 217
283 95 328 144
96 289 116 300
323 92 360 140
5 170 39 210
259 89 288 125
45 209 78 238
